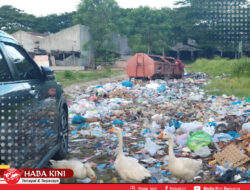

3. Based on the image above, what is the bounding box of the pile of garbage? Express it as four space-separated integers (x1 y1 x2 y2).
66 73 250 183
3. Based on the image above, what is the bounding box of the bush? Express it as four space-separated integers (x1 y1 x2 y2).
63 71 75 79
232 58 250 77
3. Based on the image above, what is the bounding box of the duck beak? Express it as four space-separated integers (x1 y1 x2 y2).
108 128 115 133
157 131 164 139
91 177 96 183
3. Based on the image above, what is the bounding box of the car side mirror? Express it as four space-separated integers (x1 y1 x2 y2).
41 66 55 80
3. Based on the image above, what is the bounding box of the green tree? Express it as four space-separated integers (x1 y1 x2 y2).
0 5 37 33
116 7 172 55
74 0 119 65
35 12 75 33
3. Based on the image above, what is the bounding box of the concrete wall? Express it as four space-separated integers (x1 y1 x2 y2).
39 25 83 52
39 24 92 66
12 31 43 53
55 55 81 66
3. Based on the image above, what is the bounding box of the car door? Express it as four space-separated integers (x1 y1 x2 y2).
1 42 58 168
0 43 29 168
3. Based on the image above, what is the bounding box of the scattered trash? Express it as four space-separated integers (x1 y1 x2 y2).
218 169 250 183
67 73 250 183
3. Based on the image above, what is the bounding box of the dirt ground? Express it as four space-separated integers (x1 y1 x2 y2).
64 74 127 96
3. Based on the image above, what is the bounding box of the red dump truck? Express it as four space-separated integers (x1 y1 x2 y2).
126 53 183 80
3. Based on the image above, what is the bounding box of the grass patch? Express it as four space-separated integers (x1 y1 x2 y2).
187 57 250 97
206 77 250 97
187 57 250 77
55 70 124 87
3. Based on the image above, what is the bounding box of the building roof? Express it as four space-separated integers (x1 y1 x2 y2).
26 31 49 37
171 42 200 52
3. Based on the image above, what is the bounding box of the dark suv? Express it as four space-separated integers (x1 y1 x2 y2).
0 31 68 168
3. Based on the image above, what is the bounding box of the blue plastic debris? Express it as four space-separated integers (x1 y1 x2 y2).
169 119 181 129
71 129 78 135
97 164 107 171
154 162 162 168
208 122 216 127
113 120 124 126
72 115 86 124
152 177 158 183
141 128 151 136
93 142 103 149
109 163 115 170
83 123 90 128
232 101 242 105
177 113 183 117
77 124 84 129
157 85 167 93
227 131 242 140
121 81 133 88
96 85 103 88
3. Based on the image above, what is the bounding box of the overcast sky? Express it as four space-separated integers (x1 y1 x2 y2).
0 0 177 16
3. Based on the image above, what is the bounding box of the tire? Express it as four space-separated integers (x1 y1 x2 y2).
53 108 68 160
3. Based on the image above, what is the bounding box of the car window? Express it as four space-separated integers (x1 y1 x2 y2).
4 44 41 80
0 51 13 82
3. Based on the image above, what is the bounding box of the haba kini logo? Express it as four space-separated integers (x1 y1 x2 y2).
0 168 74 184
3 168 21 184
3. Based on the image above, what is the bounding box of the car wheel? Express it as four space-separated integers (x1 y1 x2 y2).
53 108 68 160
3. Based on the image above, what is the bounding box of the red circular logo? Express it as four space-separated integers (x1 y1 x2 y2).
3 168 21 184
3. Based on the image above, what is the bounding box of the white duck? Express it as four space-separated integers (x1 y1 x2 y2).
108 127 151 183
50 159 96 183
158 132 202 182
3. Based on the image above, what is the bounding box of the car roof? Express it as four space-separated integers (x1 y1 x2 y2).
0 30 19 44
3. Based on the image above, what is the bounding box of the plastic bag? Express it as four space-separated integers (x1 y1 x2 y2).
203 126 215 136
213 133 233 142
121 81 133 88
187 130 212 151
150 121 160 134
164 126 176 134
146 82 159 90
113 120 124 126
152 114 163 122
242 122 250 132
144 138 161 156
175 134 189 146
180 122 202 133
169 119 181 129
194 146 211 157
157 85 167 93
72 115 86 124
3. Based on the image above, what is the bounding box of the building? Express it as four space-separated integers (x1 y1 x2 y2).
12 24 131 67
11 31 48 56
170 38 200 60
